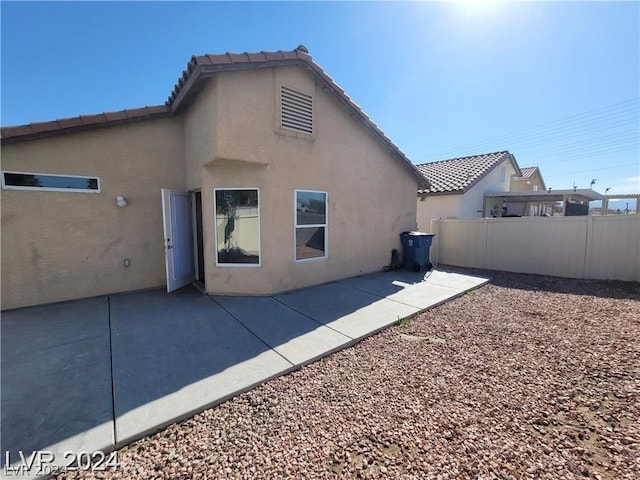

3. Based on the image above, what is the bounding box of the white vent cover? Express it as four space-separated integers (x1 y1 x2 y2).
281 86 313 134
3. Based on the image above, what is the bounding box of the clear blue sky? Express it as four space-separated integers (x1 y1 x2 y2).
2 1 638 202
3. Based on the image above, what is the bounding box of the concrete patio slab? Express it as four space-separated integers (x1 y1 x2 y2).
342 269 489 310
423 269 490 291
275 281 420 340
109 288 293 446
385 281 467 310
212 296 353 366
1 298 113 479
1 268 490 478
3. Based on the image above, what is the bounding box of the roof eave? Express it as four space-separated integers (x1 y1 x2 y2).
418 189 464 197
1 109 171 145
508 152 522 177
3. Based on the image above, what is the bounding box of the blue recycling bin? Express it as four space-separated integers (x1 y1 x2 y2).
400 231 436 272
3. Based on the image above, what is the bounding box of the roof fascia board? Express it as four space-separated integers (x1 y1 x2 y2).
536 169 547 191
169 64 204 115
508 152 522 177
419 190 464 197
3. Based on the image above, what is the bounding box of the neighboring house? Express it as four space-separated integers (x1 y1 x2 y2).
1 45 428 310
507 166 551 216
416 151 521 230
484 189 605 217
510 166 546 192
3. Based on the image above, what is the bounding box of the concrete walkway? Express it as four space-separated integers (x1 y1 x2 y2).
1 269 488 478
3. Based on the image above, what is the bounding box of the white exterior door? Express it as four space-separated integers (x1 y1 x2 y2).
161 189 195 292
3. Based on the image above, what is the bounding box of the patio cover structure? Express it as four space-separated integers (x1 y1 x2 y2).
483 189 605 217
601 193 640 214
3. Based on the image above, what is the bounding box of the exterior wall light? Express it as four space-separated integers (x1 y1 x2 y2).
116 195 128 208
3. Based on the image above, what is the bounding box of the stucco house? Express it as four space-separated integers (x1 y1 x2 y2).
506 166 552 216
491 165 605 216
1 45 428 310
416 151 521 230
510 166 546 192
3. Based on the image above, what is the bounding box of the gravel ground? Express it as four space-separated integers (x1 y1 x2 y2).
60 270 639 480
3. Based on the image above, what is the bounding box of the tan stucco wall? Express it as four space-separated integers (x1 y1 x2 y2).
417 194 463 231
184 77 217 190
1 118 185 309
197 66 418 295
2 63 419 307
510 170 545 192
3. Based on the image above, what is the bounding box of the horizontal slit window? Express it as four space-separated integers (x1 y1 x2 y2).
2 171 100 193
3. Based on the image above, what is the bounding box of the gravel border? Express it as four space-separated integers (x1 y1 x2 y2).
59 269 640 480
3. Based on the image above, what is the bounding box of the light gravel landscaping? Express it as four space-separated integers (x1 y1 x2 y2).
60 269 639 480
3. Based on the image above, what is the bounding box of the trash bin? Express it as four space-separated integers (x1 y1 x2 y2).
400 231 436 272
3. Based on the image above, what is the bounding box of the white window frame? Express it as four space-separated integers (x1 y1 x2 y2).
294 189 328 263
213 187 261 268
1 170 101 193
498 166 506 183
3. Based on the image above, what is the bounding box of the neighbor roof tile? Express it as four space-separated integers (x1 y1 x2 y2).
517 166 538 180
417 151 517 194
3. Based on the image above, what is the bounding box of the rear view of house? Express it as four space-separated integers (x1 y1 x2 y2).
1 46 427 310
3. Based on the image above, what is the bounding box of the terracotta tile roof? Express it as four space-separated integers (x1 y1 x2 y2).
1 45 429 188
416 151 520 194
1 106 170 144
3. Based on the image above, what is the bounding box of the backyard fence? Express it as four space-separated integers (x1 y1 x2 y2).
429 214 640 282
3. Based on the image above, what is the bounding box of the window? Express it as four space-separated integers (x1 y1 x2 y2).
498 166 506 183
281 86 313 134
2 171 100 193
214 189 260 266
295 190 327 261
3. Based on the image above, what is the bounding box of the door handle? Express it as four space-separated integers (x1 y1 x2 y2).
166 238 173 249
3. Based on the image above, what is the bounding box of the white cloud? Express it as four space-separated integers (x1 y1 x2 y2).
622 175 640 185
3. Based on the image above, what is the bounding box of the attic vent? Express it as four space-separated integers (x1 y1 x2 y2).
281 86 313 134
